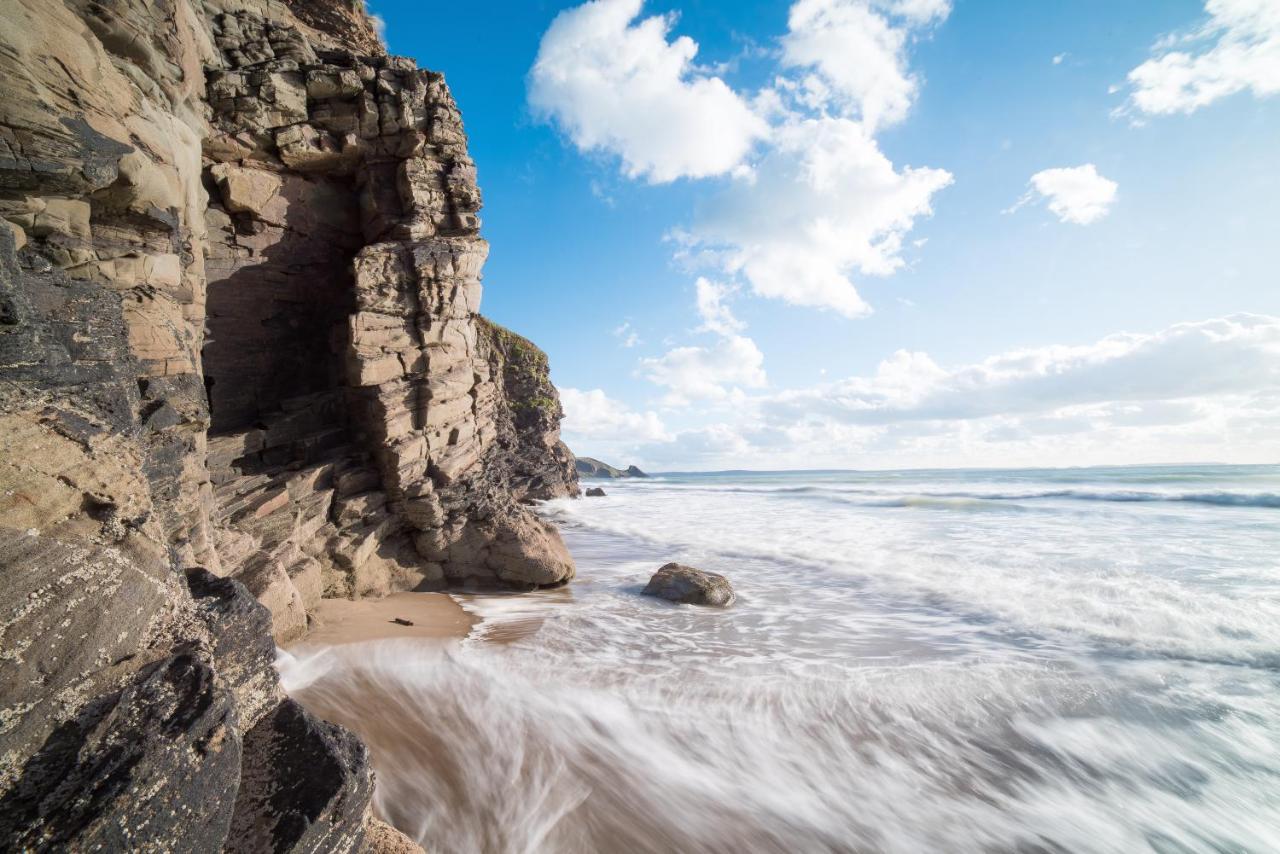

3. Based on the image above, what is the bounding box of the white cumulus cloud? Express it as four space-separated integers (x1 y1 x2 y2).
1009 164 1118 225
782 0 949 131
639 334 767 405
1125 0 1280 115
561 387 670 442
528 0 768 183
642 276 766 405
531 0 952 318
681 115 952 317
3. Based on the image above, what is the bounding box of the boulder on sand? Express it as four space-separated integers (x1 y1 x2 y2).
585 487 606 497
642 563 734 607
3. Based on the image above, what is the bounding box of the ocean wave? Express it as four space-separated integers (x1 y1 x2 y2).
857 496 1029 512
847 489 1280 509
938 489 1280 508
609 483 1280 509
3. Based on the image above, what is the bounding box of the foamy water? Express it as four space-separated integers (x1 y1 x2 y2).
280 464 1280 853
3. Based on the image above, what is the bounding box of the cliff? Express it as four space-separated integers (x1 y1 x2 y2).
0 0 576 849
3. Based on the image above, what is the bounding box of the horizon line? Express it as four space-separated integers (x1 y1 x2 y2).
626 460 1277 477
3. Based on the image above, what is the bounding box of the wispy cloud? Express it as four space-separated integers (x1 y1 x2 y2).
612 321 640 348
694 277 745 335
761 314 1279 425
626 315 1280 469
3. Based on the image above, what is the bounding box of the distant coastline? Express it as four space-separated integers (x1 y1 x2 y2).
575 455 649 479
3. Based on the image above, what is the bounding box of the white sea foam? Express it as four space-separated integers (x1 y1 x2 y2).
539 470 1280 669
283 465 1280 852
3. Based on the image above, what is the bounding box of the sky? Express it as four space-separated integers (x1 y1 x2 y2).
369 0 1280 470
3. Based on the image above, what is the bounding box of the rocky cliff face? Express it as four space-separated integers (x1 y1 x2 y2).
0 0 576 848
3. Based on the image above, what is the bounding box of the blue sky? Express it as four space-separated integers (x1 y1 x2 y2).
371 0 1280 469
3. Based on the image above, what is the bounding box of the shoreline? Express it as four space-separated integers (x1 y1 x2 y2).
286 586 566 651
277 469 1279 852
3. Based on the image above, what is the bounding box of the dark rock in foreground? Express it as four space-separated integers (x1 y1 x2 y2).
0 653 241 852
226 699 371 854
642 564 735 607
585 487 607 497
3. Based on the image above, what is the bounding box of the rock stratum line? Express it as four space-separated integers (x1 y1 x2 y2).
0 0 578 849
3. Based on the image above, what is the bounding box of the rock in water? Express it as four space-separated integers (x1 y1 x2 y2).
585 487 607 497
642 564 735 607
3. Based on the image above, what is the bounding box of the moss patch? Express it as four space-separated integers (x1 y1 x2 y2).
478 316 550 376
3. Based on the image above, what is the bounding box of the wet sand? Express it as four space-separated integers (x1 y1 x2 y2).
281 589 563 848
298 592 476 646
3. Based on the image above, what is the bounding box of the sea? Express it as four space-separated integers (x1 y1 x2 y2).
280 464 1280 853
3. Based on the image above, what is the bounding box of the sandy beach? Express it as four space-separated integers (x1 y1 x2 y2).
298 592 477 646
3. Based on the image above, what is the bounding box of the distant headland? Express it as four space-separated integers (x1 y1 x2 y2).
575 456 649 479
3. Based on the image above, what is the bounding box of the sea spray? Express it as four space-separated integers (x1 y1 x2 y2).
282 465 1280 853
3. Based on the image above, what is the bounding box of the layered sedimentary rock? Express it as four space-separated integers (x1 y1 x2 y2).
0 0 577 848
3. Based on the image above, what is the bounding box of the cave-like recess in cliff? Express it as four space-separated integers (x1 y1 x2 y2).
202 174 361 437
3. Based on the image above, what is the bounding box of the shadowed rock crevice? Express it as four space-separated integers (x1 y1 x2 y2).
203 171 361 434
